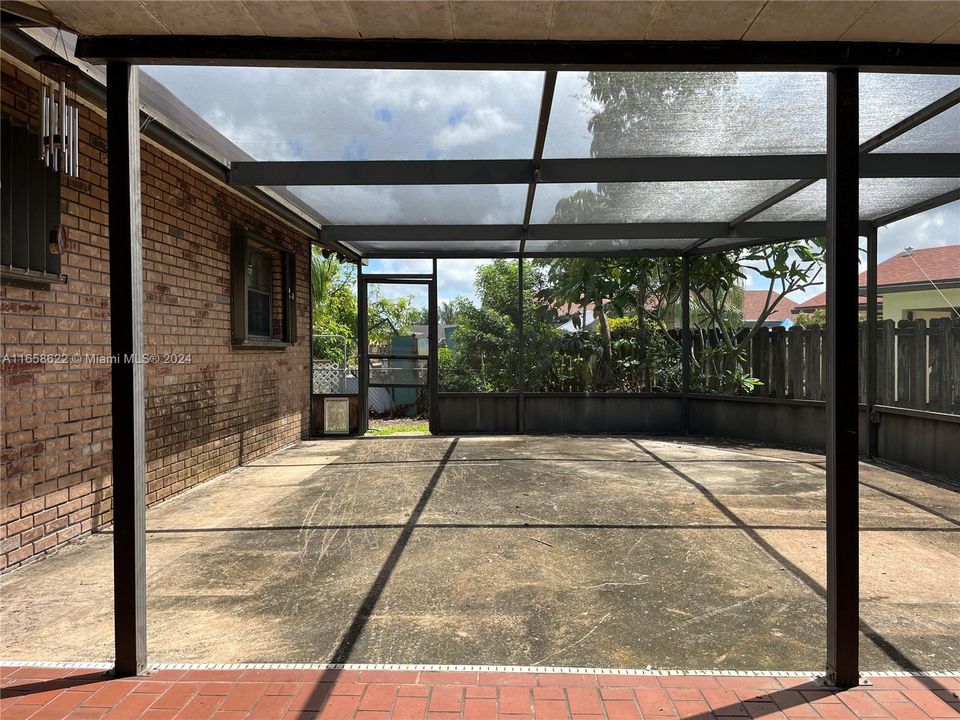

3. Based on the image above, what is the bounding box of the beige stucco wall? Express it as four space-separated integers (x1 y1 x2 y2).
880 288 960 321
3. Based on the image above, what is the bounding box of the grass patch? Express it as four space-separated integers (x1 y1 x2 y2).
366 420 430 436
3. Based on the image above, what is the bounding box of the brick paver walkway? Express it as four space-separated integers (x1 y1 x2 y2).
1 666 957 720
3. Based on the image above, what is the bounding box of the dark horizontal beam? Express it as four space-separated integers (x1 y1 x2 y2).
231 153 959 187
870 187 960 227
75 37 960 72
323 220 873 244
359 274 434 283
231 159 531 186
361 249 688 260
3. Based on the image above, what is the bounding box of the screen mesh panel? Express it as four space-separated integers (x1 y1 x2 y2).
357 241 519 254
874 104 960 154
532 180 800 224
289 184 527 224
524 238 696 253
754 178 960 222
544 72 827 157
860 73 960 145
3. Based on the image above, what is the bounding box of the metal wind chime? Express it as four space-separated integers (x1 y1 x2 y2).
35 53 80 178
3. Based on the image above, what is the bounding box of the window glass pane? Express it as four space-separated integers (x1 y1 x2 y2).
143 67 544 161
247 248 272 292
532 180 798 224
288 184 527 224
544 71 827 158
753 178 960 222
247 291 271 337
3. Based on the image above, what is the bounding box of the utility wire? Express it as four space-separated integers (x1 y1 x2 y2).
901 246 959 318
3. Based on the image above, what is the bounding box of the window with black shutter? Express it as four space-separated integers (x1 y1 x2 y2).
231 227 296 348
1 115 64 286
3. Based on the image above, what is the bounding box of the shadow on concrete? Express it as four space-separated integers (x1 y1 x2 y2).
626 438 929 674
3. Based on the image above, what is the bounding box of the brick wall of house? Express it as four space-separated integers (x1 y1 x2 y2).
1 57 313 571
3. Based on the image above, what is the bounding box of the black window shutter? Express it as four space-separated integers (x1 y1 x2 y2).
44 162 60 275
1 118 12 266
10 122 29 269
230 226 247 342
1 116 62 276
28 133 47 272
284 251 297 344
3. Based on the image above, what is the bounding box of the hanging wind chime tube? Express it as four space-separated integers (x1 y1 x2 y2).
35 53 81 178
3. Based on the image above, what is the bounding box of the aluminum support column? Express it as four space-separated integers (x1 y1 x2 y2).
825 68 860 689
106 62 147 677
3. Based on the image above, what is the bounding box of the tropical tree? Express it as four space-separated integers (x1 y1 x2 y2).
441 260 559 392
678 239 826 392
538 70 828 394
439 300 459 326
311 248 357 366
367 294 422 346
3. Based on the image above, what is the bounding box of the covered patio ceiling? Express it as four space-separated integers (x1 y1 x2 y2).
8 1 960 43
217 68 956 258
14 2 955 260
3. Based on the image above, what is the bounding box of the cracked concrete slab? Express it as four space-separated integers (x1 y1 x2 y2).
1 435 957 670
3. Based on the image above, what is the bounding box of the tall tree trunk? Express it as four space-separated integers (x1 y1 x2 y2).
597 300 612 383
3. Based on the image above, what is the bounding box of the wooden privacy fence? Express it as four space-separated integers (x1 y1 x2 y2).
731 317 959 412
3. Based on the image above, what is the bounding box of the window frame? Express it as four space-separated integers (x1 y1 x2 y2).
230 226 297 349
1 114 66 288
245 245 274 339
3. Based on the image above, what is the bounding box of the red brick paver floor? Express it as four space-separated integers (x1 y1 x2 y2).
1 666 957 720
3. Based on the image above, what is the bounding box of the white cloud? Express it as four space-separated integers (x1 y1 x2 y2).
433 107 522 150
877 201 959 259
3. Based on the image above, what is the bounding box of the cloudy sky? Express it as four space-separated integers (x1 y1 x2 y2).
143 67 959 303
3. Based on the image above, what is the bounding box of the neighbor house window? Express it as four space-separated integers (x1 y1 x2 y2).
231 227 296 347
1 115 63 285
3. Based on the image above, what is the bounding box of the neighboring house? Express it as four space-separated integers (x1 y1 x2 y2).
646 289 797 329
553 301 597 333
411 323 457 351
741 290 799 328
793 246 960 322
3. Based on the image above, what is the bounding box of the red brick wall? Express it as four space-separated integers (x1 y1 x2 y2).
1 57 313 571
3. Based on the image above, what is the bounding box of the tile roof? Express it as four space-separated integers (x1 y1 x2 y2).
741 290 798 322
794 245 959 312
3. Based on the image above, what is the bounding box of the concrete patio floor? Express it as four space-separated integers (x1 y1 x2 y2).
1 435 958 671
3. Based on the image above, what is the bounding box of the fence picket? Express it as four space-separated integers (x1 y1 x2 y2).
787 325 803 398
752 327 770 395
769 327 786 397
879 320 896 405
913 319 927 409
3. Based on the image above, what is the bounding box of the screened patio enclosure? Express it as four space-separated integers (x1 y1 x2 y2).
218 67 960 446
72 31 959 687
